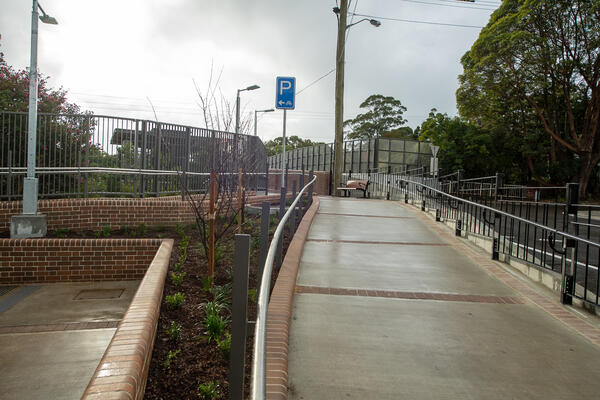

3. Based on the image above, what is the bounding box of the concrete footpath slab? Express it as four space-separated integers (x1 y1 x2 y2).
288 197 600 400
0 281 139 400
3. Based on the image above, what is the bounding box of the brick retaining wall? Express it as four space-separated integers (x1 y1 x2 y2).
0 238 162 284
268 169 330 196
0 193 288 234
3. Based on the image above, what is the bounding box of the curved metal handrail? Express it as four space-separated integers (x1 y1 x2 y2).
251 175 317 400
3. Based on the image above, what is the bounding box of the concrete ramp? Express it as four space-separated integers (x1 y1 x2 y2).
288 197 600 400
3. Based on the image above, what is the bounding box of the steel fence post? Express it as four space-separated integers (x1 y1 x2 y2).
230 234 250 400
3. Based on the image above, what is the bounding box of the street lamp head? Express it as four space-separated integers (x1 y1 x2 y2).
38 3 58 25
39 14 58 24
263 108 275 113
246 84 260 91
369 19 381 27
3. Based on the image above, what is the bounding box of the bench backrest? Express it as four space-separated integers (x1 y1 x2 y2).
346 180 368 190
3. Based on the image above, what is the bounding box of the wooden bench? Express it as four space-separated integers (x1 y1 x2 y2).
337 179 369 198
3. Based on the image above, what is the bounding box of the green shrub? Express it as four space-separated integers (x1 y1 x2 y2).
248 288 257 303
200 275 213 292
170 272 186 286
163 348 181 369
212 284 231 305
202 302 229 342
165 292 185 309
136 222 147 236
53 228 70 238
198 381 220 399
164 321 182 341
216 332 231 360
102 226 111 237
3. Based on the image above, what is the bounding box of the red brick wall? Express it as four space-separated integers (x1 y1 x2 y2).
268 169 330 196
0 193 286 234
0 238 161 284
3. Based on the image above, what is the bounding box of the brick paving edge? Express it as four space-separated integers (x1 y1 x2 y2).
80 239 174 400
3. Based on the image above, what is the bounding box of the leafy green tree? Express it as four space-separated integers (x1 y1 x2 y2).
457 0 600 196
344 94 408 140
264 135 324 156
0 41 103 196
419 109 503 177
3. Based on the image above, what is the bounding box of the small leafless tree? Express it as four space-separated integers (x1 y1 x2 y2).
181 135 259 280
193 62 253 135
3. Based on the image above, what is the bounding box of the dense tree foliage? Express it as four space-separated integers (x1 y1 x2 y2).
456 0 600 196
264 135 324 156
344 94 408 140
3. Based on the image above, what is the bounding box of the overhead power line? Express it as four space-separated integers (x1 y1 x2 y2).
350 12 485 29
297 68 336 95
395 0 496 11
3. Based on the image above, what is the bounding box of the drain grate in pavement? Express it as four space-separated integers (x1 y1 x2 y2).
74 289 124 300
0 286 18 297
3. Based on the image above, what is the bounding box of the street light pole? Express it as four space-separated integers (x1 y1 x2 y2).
235 84 260 135
254 108 275 137
24 0 41 215
11 1 57 238
333 0 348 197
332 3 380 197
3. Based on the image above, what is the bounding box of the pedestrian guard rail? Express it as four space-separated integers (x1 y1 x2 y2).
251 174 317 400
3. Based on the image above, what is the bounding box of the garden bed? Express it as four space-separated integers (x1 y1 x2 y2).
46 216 289 399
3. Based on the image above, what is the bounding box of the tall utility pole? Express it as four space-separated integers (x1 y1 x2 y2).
332 0 348 197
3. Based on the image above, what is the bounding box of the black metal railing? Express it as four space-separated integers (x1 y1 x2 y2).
393 174 600 307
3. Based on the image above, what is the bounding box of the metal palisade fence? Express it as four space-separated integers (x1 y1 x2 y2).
267 138 435 174
0 111 268 199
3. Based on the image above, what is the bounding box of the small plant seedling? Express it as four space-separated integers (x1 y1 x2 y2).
212 284 231 305
200 276 213 292
170 271 186 286
174 223 185 238
248 288 257 303
165 292 185 309
163 348 181 369
198 381 220 399
216 332 231 360
136 222 147 236
102 226 111 237
203 309 229 342
164 321 182 341
53 228 70 238
94 230 102 238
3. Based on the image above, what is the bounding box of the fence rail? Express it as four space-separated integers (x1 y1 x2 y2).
1 111 268 199
267 138 435 174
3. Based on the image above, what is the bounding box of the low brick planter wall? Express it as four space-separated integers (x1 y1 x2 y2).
265 197 321 400
268 169 330 196
81 239 174 400
0 193 289 234
0 238 162 284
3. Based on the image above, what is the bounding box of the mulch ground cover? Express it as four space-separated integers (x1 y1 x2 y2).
47 215 290 400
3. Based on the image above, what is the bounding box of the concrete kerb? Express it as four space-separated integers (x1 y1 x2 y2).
81 239 174 400
265 196 321 400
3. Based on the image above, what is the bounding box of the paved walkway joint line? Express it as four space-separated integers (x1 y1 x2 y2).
295 285 524 304
306 238 451 246
0 320 120 334
402 202 600 348
317 212 415 219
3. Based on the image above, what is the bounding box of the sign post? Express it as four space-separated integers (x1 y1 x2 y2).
275 77 296 189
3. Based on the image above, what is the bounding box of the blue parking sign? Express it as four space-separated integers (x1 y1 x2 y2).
275 77 296 110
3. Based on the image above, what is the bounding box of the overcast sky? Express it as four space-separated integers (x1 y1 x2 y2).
0 0 500 143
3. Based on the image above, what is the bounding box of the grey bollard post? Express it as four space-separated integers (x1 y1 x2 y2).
230 234 250 400
258 202 270 292
421 199 426 212
435 209 441 222
455 219 462 237
277 186 286 268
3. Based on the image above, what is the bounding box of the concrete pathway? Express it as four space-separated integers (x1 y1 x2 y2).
288 197 600 400
0 281 139 400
